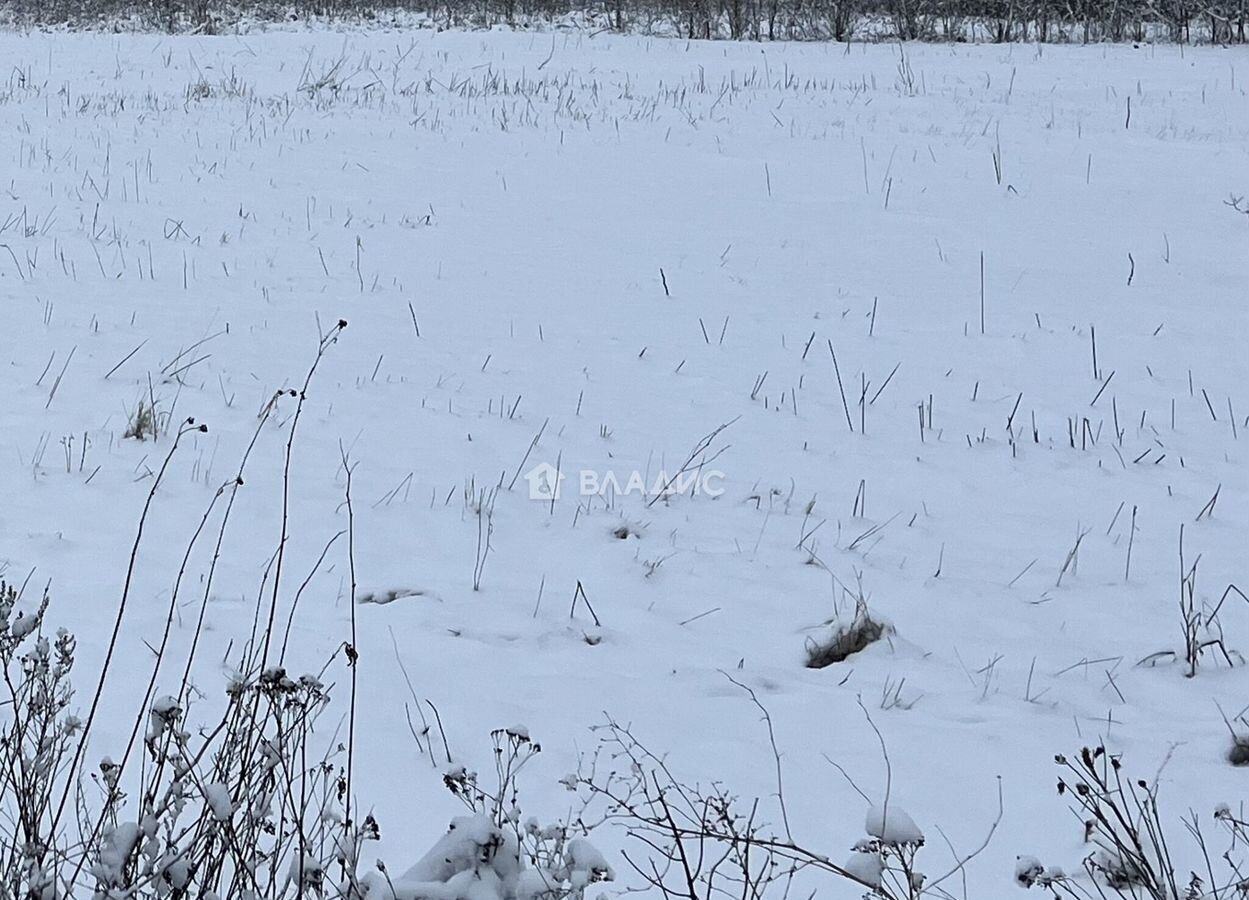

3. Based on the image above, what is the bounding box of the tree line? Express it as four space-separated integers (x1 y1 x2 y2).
1 0 1244 44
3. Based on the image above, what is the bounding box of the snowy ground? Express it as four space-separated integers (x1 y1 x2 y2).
1 27 1246 897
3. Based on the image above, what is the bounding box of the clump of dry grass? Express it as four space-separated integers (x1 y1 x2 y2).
804 599 890 669
124 398 156 440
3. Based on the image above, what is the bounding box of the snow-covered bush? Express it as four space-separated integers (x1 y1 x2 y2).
0 575 371 899
362 812 614 900
0 580 78 900
360 726 614 900
0 579 610 900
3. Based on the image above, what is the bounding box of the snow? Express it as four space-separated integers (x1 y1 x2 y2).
93 822 142 887
1015 855 1067 888
564 838 615 885
865 802 925 845
204 781 234 822
843 848 884 888
10 610 39 640
0 23 1245 900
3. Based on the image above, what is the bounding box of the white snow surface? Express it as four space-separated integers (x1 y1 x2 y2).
0 27 1246 899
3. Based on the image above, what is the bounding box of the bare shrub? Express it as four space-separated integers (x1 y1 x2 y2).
573 708 1001 899
1019 745 1249 899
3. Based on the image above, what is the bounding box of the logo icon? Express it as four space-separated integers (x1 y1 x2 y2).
523 462 565 501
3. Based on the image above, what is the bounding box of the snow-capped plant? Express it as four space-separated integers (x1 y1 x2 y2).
1017 745 1249 899
360 725 613 900
847 802 929 895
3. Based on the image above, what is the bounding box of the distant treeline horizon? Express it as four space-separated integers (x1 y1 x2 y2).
1 0 1244 43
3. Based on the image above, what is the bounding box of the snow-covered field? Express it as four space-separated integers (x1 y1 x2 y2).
1 27 1246 897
